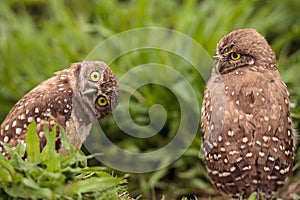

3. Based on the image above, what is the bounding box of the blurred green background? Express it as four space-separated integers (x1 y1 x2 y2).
0 0 300 199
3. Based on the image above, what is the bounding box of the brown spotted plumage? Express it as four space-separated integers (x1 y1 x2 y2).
201 29 295 199
0 61 118 157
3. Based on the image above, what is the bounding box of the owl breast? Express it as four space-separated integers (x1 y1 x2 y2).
65 118 92 149
202 67 294 198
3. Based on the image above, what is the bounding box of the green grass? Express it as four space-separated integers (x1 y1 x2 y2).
1 0 300 199
0 122 129 199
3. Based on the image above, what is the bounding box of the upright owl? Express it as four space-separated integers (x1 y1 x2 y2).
0 61 118 157
201 29 295 199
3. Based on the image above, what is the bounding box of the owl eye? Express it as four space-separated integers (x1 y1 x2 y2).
90 71 100 82
96 96 108 107
230 52 241 60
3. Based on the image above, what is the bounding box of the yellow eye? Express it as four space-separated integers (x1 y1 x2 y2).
230 52 241 60
97 96 108 107
90 71 100 82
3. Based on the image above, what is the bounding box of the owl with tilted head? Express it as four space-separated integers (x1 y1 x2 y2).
0 61 119 157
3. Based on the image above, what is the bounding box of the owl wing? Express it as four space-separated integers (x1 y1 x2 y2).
0 69 74 157
201 71 228 154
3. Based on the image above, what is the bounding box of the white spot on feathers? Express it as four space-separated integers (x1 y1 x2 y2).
34 107 39 113
12 120 17 128
28 117 33 123
3 136 9 143
16 128 22 135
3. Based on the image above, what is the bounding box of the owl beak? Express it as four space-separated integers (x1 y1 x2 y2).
214 60 222 73
82 88 97 95
213 55 222 73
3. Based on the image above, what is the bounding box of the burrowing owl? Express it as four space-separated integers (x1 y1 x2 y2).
201 29 295 199
0 61 118 157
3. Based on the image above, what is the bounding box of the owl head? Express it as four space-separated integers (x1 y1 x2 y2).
74 61 119 121
214 29 277 74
